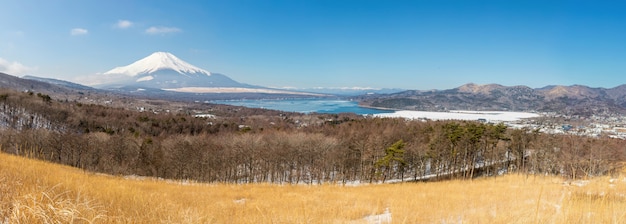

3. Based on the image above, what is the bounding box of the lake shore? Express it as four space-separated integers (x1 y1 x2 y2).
355 103 399 112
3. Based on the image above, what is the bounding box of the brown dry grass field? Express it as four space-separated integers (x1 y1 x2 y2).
1 152 626 224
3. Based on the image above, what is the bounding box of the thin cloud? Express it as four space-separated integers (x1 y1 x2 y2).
116 20 133 29
0 58 37 75
74 73 128 86
10 30 24 37
145 26 181 35
70 28 88 36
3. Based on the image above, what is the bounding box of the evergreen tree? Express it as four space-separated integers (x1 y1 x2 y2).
376 140 406 182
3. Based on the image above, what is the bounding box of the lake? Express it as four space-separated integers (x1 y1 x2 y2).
212 99 541 122
211 99 393 115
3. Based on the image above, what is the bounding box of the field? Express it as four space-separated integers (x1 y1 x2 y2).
1 152 626 224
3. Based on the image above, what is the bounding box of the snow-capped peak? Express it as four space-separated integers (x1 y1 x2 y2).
104 52 210 76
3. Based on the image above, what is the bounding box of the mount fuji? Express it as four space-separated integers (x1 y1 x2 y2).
99 52 252 90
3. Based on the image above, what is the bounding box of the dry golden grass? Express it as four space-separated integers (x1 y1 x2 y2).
1 152 626 223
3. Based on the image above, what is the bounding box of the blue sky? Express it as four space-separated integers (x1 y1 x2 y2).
1 0 625 90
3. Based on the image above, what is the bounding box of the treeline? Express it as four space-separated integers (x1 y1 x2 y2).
0 89 311 136
0 89 625 183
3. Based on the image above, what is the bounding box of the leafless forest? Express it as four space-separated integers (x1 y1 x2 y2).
1 90 624 183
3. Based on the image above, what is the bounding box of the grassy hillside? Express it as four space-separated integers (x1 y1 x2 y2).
1 152 625 223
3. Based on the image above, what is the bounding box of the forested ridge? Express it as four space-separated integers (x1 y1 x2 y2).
1 89 624 183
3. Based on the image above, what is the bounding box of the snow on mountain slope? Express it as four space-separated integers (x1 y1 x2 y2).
95 52 322 96
136 76 154 82
95 52 251 89
104 52 210 76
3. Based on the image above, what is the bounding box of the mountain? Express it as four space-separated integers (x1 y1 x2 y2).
99 52 252 90
98 52 327 98
0 72 121 105
358 83 626 116
22 75 95 91
105 52 210 76
0 72 81 94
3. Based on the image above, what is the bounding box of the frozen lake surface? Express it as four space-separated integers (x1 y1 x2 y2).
375 110 540 122
213 99 540 122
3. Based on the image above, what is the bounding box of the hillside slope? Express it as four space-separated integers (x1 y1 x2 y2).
359 83 626 116
2 152 625 223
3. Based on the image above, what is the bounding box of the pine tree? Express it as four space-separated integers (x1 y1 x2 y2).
375 140 406 182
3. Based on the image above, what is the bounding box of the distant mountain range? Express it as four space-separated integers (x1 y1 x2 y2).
2 52 626 116
2 70 626 116
358 83 626 116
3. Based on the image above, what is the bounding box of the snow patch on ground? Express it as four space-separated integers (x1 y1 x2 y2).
193 114 216 118
571 180 590 187
361 208 392 224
